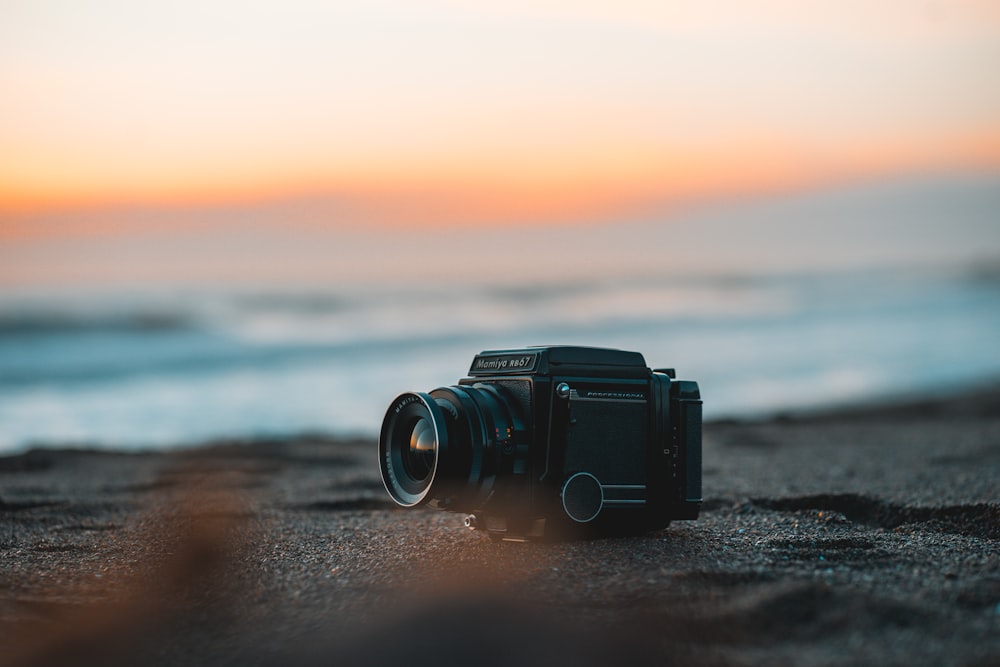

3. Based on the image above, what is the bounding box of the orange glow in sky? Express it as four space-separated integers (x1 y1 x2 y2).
2 0 1000 235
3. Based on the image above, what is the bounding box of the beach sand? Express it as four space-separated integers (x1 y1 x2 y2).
2 388 998 667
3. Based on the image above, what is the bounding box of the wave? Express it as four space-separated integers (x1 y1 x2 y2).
0 310 195 336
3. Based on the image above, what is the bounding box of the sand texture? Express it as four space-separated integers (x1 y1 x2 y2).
2 389 999 667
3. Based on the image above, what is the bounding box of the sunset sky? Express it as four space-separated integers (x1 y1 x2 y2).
2 0 1000 239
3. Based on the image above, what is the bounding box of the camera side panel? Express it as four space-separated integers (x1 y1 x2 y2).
552 379 650 513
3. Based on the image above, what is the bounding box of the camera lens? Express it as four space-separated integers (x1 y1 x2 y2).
379 384 523 510
379 393 445 506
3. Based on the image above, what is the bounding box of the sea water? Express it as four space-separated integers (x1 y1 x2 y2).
1 262 999 452
2 176 999 452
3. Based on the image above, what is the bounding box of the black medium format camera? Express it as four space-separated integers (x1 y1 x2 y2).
378 346 702 540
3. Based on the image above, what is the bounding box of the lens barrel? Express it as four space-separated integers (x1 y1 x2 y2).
379 384 520 510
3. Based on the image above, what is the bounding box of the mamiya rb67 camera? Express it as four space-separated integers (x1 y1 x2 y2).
378 346 702 540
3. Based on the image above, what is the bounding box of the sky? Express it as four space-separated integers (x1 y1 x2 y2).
2 1 1000 247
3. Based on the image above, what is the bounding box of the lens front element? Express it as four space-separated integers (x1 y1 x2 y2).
379 392 446 506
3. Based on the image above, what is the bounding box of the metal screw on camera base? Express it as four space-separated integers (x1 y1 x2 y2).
556 382 571 399
464 514 477 530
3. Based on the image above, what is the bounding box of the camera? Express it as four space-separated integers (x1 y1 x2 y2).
378 346 702 540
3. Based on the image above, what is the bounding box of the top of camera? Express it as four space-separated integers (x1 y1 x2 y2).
468 345 650 379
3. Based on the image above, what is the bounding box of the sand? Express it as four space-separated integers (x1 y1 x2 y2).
1 387 998 667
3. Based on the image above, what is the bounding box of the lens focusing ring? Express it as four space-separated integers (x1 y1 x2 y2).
435 387 489 485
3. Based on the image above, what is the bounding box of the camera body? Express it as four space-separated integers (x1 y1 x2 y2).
379 346 702 540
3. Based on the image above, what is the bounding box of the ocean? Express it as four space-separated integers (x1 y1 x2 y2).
2 175 999 452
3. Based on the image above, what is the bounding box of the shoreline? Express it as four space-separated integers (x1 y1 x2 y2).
2 388 998 666
7 376 1000 458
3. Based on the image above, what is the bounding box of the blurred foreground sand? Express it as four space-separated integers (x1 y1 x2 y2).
1 388 998 667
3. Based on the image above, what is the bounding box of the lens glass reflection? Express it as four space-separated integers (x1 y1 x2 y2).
403 417 436 481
